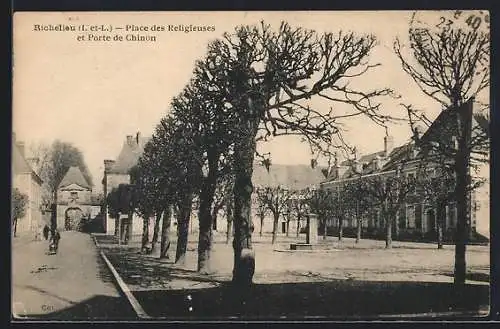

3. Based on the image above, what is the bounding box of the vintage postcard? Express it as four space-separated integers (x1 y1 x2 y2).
12 11 490 321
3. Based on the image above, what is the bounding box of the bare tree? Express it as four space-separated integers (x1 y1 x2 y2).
206 21 396 286
308 188 336 240
362 169 417 248
394 19 489 285
290 189 311 238
255 187 270 237
417 165 456 249
257 186 294 244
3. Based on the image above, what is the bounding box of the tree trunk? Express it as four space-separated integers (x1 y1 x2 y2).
454 100 473 287
338 216 343 242
395 209 400 238
286 219 290 237
160 206 172 259
114 217 119 237
232 133 257 287
356 217 362 243
175 195 193 265
150 212 162 253
437 201 445 249
271 214 279 244
296 214 301 238
13 218 17 237
385 213 392 249
141 216 150 252
197 162 218 274
226 201 233 244
323 218 327 240
126 211 133 243
259 214 264 236
212 214 218 231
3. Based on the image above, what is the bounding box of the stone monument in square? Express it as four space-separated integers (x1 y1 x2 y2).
290 213 318 250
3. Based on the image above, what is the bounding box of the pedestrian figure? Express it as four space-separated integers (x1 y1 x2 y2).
49 229 61 254
43 224 50 241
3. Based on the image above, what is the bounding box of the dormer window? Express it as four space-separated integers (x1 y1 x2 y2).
70 191 79 201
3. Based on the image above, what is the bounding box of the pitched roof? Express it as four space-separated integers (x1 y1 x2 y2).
252 163 326 190
12 143 32 174
59 166 91 189
12 142 43 184
110 136 150 175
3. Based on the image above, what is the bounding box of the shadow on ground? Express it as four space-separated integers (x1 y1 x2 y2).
133 280 489 320
14 295 137 321
104 251 489 319
439 271 490 283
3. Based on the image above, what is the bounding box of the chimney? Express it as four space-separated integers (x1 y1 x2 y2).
384 135 394 157
412 125 425 142
354 160 363 174
104 159 115 173
336 165 348 179
126 135 134 146
374 155 383 170
136 131 141 145
16 141 25 157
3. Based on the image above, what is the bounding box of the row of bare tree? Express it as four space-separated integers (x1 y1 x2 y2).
103 18 489 289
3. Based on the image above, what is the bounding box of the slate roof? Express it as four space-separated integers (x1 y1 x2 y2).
323 100 488 184
59 166 91 189
252 163 326 190
109 136 150 175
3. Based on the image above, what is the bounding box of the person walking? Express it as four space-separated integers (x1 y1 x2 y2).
49 228 61 253
43 224 50 241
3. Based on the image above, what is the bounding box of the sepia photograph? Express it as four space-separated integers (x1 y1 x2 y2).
11 10 490 321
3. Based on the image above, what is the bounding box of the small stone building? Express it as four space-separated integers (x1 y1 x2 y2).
56 166 100 230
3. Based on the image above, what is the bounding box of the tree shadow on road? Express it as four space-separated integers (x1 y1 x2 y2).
104 251 226 289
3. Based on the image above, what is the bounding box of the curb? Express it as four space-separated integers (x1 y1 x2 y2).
91 234 152 319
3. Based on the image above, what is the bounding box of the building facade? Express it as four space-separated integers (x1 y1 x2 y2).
102 132 150 235
12 134 44 237
320 104 489 242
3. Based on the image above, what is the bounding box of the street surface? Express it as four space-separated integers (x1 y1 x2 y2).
12 231 136 320
98 232 490 319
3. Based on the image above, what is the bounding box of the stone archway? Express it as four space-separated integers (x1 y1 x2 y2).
65 207 83 231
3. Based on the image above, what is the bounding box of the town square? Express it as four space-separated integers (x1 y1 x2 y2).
11 11 490 320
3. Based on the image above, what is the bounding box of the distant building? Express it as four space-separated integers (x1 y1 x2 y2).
12 133 43 237
321 103 489 242
56 166 100 230
250 163 326 235
101 131 326 239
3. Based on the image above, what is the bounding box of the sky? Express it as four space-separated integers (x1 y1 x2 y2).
12 11 490 233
